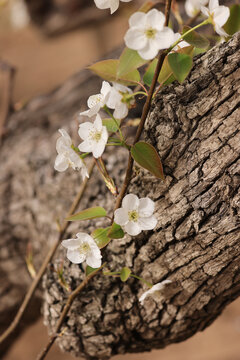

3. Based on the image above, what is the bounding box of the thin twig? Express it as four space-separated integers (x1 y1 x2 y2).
36 263 106 360
114 0 172 211
0 160 95 345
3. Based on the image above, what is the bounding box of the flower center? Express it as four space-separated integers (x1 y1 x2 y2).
90 130 102 142
128 210 139 222
145 27 157 39
79 242 90 254
89 94 104 108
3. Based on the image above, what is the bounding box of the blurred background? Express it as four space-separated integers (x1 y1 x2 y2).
1 0 240 359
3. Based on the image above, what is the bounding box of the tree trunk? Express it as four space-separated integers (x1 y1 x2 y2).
0 31 239 357
42 32 240 359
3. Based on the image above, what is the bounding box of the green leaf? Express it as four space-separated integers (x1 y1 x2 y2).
107 223 124 239
168 53 192 84
143 58 157 86
66 207 107 221
182 26 210 49
88 59 140 85
86 265 98 276
120 267 131 282
117 48 147 77
158 57 175 85
102 118 120 133
224 4 240 36
92 228 111 248
131 141 164 180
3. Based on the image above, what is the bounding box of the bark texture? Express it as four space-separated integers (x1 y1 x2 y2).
41 33 240 359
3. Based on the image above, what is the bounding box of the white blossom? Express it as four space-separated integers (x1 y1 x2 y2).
54 129 88 180
78 114 108 158
62 233 102 268
139 280 172 304
114 194 157 236
185 0 208 18
124 9 175 60
80 81 111 118
106 82 134 119
94 0 132 14
201 0 230 36
172 32 190 52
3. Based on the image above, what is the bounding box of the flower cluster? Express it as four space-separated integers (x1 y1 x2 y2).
201 0 230 36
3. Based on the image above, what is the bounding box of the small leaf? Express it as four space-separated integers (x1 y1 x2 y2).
88 59 140 85
86 265 98 276
168 53 192 84
102 118 120 133
120 267 131 282
158 57 175 85
143 58 157 86
131 141 164 180
92 228 111 248
224 4 240 36
182 26 210 49
107 223 124 239
66 207 107 221
117 48 147 77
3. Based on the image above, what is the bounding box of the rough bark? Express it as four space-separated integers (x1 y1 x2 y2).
42 32 240 359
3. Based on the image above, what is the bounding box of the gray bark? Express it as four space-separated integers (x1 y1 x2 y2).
41 33 240 359
0 31 239 357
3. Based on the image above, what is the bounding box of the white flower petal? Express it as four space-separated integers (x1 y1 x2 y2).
92 140 106 158
113 103 128 119
94 113 103 131
58 129 72 145
54 154 69 172
201 5 210 17
146 9 165 30
209 0 219 12
155 27 175 50
124 221 141 236
94 0 112 10
67 249 86 264
101 126 109 143
68 151 83 170
139 280 172 304
86 253 102 268
138 215 157 230
124 28 147 51
138 198 155 217
109 0 119 14
78 122 93 140
76 232 93 241
56 137 69 154
106 87 121 109
129 11 146 27
114 208 129 226
138 41 159 60
213 6 230 27
62 238 81 250
78 139 93 153
122 194 139 210
215 24 229 37
101 80 111 97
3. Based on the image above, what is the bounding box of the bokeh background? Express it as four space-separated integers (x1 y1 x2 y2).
1 0 239 359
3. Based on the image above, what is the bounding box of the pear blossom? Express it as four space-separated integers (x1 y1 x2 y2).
124 9 175 60
114 194 157 236
172 32 190 52
94 0 132 14
80 81 111 118
54 129 88 180
201 0 230 36
139 280 172 304
106 82 134 119
78 114 108 158
185 0 208 18
62 233 102 268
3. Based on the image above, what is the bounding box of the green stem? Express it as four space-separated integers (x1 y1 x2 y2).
168 18 210 52
125 91 147 100
130 274 153 288
103 105 124 141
